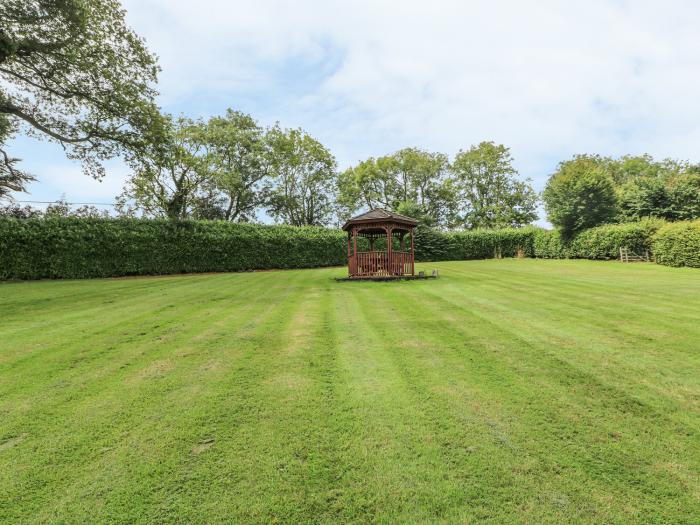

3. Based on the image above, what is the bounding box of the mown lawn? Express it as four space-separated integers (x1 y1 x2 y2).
1 259 699 524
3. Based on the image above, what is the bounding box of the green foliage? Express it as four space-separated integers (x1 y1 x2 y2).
653 220 700 268
544 154 700 230
338 148 453 228
118 115 213 220
543 156 618 237
450 142 538 228
531 220 663 260
571 219 664 260
3 215 698 280
0 218 346 280
195 110 272 221
265 127 337 226
0 0 162 181
531 229 570 259
413 225 536 262
0 114 34 198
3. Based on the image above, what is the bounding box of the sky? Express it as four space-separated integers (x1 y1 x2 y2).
7 0 700 225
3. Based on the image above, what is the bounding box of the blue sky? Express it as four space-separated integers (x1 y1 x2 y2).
7 0 700 225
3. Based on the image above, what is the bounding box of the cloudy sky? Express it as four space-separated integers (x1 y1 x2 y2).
8 0 700 224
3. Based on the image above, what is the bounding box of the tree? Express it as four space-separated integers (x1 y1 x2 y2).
193 110 272 222
617 176 672 222
0 0 161 185
0 115 34 198
667 173 700 221
543 155 618 237
266 126 337 226
615 156 700 222
450 142 538 228
117 116 209 220
338 148 455 227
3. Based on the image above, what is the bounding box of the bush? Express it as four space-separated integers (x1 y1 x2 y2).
653 220 700 267
532 229 570 259
0 218 347 280
414 225 536 262
570 219 664 260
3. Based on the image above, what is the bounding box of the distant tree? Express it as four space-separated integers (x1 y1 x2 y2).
0 0 162 186
266 126 337 226
193 110 272 222
0 202 43 218
617 176 672 221
338 148 455 227
117 116 209 220
667 173 700 221
337 157 398 216
450 142 538 228
614 156 700 222
543 155 618 237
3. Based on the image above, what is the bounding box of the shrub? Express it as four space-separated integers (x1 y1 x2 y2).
414 225 536 262
653 220 700 268
532 229 570 259
571 219 664 260
0 218 347 280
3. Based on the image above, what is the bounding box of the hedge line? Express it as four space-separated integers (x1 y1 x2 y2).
413 226 536 261
0 217 697 279
653 220 700 268
0 218 346 280
531 219 665 260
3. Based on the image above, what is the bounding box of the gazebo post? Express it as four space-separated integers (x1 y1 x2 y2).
410 227 415 275
386 225 393 275
353 227 358 276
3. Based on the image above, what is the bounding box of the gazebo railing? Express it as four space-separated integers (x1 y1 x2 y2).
350 250 414 277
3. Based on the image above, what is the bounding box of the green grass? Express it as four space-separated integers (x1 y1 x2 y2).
1 259 699 524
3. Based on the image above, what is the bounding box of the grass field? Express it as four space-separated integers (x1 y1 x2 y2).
1 259 699 524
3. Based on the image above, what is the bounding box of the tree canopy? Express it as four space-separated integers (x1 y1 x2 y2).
338 148 456 228
450 142 538 229
543 155 618 237
265 126 337 227
0 0 162 197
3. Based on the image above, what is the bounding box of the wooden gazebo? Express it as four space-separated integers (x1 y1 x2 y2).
342 209 418 279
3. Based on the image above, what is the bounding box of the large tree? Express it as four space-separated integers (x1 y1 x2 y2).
450 142 538 228
543 155 618 237
338 148 454 227
0 0 161 197
266 126 337 226
117 116 209 220
194 110 272 222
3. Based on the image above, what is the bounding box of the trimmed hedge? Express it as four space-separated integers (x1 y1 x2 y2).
653 220 700 268
0 218 346 280
530 220 664 260
570 219 664 260
414 226 536 262
532 229 570 259
1 216 698 279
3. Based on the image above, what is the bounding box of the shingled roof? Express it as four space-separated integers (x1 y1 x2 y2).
342 208 419 231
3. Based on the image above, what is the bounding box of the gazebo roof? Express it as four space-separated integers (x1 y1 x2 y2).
341 208 419 231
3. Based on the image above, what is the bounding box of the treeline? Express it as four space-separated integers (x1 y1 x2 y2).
112 111 539 230
543 154 700 236
3 2 700 239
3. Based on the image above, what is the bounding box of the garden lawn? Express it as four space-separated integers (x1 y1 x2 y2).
1 259 699 524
